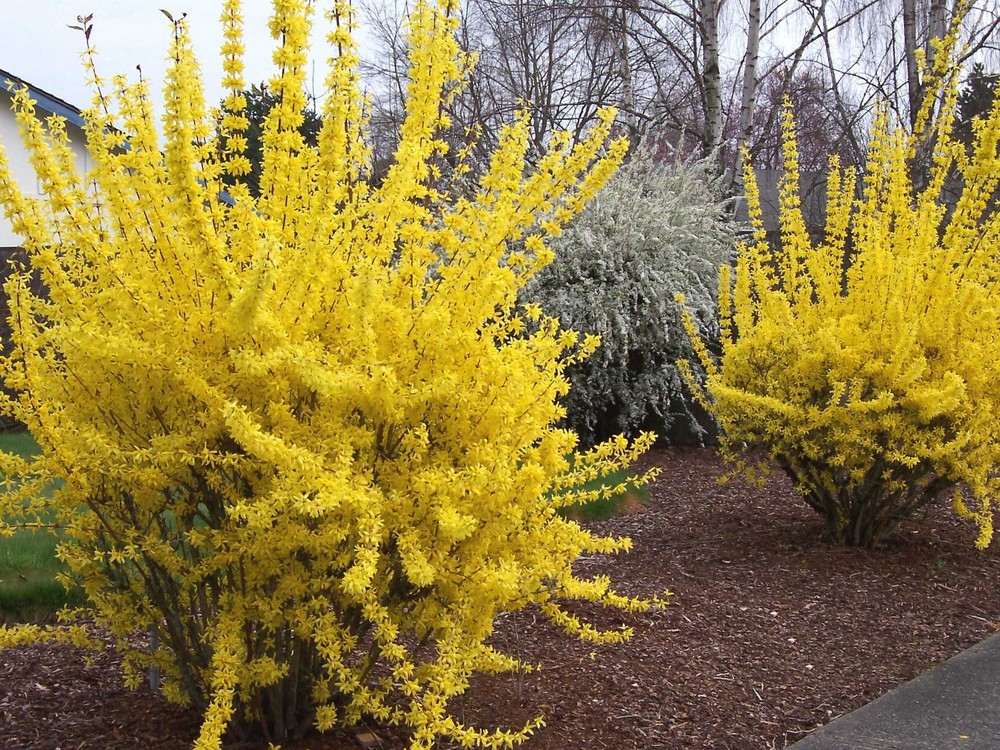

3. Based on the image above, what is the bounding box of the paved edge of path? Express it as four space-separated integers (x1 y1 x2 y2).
788 632 1000 750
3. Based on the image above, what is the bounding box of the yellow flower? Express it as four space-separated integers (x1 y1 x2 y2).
0 0 657 747
679 14 1000 549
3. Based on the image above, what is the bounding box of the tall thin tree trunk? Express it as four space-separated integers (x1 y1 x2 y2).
902 0 922 127
927 0 949 63
921 0 951 124
733 0 762 190
614 5 638 146
700 0 723 171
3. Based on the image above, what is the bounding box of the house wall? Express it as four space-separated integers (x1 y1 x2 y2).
0 88 89 247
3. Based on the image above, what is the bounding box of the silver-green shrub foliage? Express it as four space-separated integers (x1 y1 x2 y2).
523 152 736 446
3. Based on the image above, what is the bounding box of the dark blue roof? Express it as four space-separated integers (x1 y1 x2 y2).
0 69 234 205
0 67 85 129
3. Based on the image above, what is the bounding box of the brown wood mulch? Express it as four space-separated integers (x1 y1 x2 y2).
2 447 999 750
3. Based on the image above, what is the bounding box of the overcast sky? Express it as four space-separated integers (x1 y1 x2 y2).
2 0 376 114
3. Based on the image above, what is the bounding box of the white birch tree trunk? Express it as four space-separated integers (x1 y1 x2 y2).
700 0 724 170
733 0 762 190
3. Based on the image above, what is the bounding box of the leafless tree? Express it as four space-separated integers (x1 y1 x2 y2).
357 0 999 190
748 62 863 170
820 0 1000 128
361 0 639 170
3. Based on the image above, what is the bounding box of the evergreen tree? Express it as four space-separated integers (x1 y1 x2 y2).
218 83 323 198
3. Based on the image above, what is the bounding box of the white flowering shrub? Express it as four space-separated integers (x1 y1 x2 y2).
522 152 736 446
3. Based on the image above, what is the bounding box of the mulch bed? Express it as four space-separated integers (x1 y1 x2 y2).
2 447 998 749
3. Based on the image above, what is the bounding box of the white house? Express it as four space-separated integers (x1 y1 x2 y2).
0 67 89 251
0 70 89 374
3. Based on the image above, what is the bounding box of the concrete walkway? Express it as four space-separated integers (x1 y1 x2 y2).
789 633 1000 749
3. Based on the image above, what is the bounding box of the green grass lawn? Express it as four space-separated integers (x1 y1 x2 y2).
0 430 646 621
0 429 42 462
0 430 83 623
557 465 651 522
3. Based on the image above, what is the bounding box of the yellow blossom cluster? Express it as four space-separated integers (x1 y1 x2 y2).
681 21 1000 549
0 1 657 747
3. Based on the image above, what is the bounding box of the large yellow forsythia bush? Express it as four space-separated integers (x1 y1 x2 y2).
0 1 658 747
681 36 1000 549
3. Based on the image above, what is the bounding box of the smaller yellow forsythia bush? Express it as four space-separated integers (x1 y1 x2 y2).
0 1 658 747
681 34 1000 549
